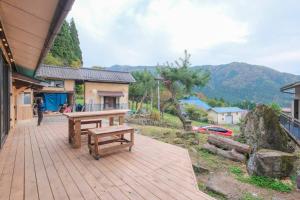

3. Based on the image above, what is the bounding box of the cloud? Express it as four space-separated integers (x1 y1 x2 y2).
68 0 300 75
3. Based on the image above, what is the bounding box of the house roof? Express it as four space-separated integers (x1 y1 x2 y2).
0 0 75 77
280 81 300 93
180 96 212 110
35 65 136 83
210 107 244 113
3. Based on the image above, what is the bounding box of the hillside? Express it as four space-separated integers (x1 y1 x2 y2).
107 62 300 106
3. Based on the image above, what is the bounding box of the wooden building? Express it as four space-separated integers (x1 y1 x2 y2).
35 65 135 111
0 0 74 147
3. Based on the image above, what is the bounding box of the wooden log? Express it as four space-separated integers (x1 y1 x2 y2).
208 134 251 154
202 143 246 162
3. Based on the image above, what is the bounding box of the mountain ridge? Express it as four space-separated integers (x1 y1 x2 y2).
107 62 300 106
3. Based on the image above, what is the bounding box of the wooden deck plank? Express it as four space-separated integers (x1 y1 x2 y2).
0 119 214 200
0 128 19 200
10 126 25 200
24 126 39 200
44 124 114 200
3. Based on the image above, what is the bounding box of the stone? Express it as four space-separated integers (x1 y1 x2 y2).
240 105 296 153
206 173 242 200
297 175 300 189
192 163 209 174
247 149 296 178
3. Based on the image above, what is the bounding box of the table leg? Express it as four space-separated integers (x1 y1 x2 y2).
73 120 81 148
68 119 74 143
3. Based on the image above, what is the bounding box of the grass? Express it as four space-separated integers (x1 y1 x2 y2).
229 166 293 193
240 192 263 200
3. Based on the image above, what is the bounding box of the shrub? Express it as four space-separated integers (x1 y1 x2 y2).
184 104 208 121
229 166 293 192
150 110 160 121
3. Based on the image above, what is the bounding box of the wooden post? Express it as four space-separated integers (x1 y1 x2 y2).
73 120 81 148
129 129 134 151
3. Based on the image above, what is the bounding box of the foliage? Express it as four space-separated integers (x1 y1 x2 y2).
205 97 228 107
150 110 160 121
184 104 208 122
43 53 64 66
44 19 82 67
229 166 293 192
158 50 210 128
232 100 256 110
129 70 155 112
268 102 282 116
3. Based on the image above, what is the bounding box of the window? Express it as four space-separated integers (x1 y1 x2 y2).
47 80 64 88
21 92 31 104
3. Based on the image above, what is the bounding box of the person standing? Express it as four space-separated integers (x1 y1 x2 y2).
37 98 44 126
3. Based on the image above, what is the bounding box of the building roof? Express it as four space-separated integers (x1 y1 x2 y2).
280 81 300 93
180 96 212 110
35 65 136 83
210 107 244 113
0 0 75 77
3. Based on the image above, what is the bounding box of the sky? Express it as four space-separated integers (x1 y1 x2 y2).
68 0 300 75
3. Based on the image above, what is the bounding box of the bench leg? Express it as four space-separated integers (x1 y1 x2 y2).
94 136 100 160
129 130 134 152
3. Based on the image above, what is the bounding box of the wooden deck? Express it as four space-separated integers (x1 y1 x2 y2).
0 118 214 200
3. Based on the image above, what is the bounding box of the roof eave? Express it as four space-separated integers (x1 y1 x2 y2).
33 0 75 77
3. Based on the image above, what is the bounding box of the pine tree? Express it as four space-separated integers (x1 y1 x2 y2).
44 19 82 67
70 18 82 63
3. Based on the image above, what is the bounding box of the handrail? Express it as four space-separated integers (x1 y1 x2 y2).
279 113 300 144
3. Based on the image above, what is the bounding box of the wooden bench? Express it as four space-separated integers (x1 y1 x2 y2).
80 119 102 134
87 125 134 160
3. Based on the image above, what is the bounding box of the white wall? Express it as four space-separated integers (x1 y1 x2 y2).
208 110 242 124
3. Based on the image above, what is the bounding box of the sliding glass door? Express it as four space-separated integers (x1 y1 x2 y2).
0 51 10 148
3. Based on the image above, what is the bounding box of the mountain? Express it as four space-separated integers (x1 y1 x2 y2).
107 62 300 106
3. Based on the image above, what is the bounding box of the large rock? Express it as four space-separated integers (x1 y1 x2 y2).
247 149 296 178
240 105 295 153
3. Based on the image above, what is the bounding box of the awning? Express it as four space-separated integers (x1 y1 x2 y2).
12 72 44 89
97 91 124 97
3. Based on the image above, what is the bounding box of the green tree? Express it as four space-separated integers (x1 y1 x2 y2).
158 50 210 129
268 102 281 116
70 18 82 63
129 70 155 112
44 19 82 67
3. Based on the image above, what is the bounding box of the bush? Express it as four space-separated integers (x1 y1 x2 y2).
268 102 281 116
150 110 160 121
184 104 208 122
229 166 293 192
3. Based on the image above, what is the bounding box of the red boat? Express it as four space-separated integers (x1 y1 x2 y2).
192 125 233 137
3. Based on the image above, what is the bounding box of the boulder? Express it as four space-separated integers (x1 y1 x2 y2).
192 163 210 174
247 149 296 178
240 105 295 153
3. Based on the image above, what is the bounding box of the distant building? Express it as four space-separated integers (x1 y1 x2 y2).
180 96 212 111
35 65 135 111
207 107 245 125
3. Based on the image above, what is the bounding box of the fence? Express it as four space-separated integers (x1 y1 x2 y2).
77 103 128 112
279 113 300 142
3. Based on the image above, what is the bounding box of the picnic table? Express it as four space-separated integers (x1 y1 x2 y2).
63 109 129 148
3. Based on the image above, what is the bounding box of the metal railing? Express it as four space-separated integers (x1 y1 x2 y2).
76 103 128 112
279 113 300 142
